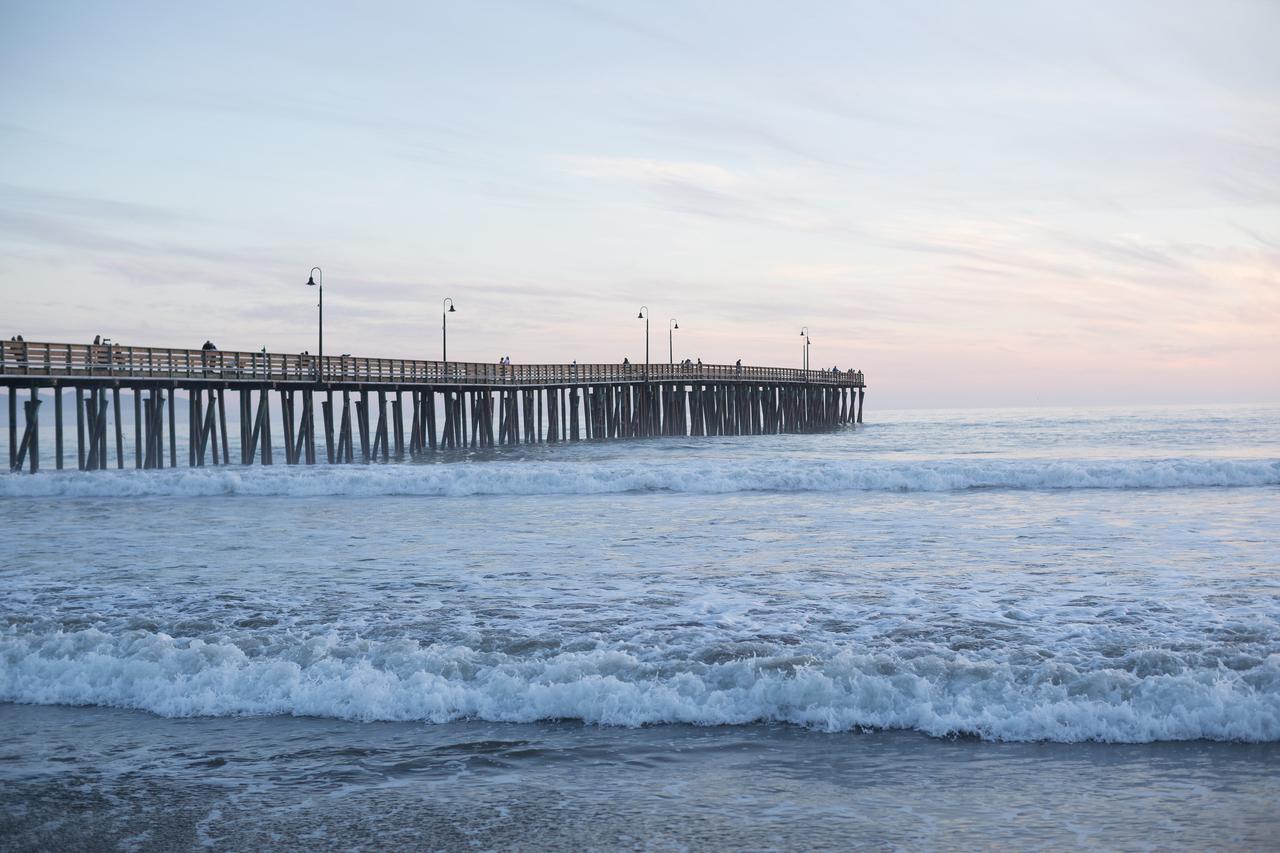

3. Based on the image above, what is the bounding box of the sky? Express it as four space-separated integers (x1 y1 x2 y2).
1 0 1277 408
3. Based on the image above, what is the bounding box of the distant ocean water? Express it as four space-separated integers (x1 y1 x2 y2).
3 403 1278 847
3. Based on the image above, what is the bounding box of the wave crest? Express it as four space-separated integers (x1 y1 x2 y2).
3 629 1277 743
1 457 1277 498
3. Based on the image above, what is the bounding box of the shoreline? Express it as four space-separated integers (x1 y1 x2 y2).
4 703 1279 849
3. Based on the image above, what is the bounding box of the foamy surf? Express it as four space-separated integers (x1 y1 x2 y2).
2 628 1277 743
2 456 1277 498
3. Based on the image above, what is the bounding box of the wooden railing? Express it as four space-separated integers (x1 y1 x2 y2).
0 340 865 387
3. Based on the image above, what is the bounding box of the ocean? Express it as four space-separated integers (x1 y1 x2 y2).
2 402 1278 849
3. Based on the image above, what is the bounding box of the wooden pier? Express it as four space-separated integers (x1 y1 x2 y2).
2 340 865 473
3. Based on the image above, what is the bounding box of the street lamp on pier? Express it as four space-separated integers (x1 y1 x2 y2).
668 318 679 365
442 298 456 367
637 306 650 378
305 267 322 379
800 326 810 371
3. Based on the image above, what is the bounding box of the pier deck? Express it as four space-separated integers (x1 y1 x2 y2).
3 340 866 472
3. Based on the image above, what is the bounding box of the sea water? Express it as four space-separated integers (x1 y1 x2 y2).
2 403 1278 848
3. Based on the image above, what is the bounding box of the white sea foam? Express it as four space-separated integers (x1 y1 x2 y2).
2 457 1277 498
2 629 1277 743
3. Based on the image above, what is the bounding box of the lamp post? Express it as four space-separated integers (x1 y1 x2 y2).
637 306 650 377
668 318 679 365
306 267 322 379
442 297 456 366
800 326 809 371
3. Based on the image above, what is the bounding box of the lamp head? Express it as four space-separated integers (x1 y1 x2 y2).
448 304 456 313
306 275 316 287
637 311 645 319
674 322 679 330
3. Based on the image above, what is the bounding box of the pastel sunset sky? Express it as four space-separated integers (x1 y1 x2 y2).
2 1 1277 407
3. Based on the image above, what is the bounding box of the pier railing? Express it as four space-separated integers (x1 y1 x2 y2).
0 341 864 388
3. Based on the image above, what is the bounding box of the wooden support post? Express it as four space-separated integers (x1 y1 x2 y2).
358 390 371 461
239 390 250 464
142 391 153 469
324 391 335 464
287 393 301 464
108 386 124 468
457 391 466 448
289 392 304 464
189 389 198 467
151 391 162 468
155 390 167 468
857 388 864 424
281 390 295 465
153 393 165 469
509 390 518 445
304 392 316 465
7 386 15 472
75 387 85 470
497 391 507 446
466 391 474 447
98 389 108 468
260 389 273 465
470 391 482 448
128 387 139 469
142 395 153 469
516 390 523 444
409 391 421 454
12 398 39 472
459 391 468 448
194 389 205 466
425 389 437 451
374 390 389 460
354 398 367 459
337 391 353 463
543 388 553 443
393 392 405 458
148 393 159 469
30 393 39 473
486 391 496 447
205 393 220 466
353 394 368 461
106 384 120 466
460 391 469 449
446 388 454 450
606 385 616 439
218 388 230 464
92 389 104 468
85 391 98 470
55 386 63 469
504 389 514 445
441 390 454 450
168 388 177 468
321 398 333 463
146 392 157 469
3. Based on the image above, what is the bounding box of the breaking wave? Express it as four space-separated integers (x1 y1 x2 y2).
2 457 1277 498
2 629 1276 743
